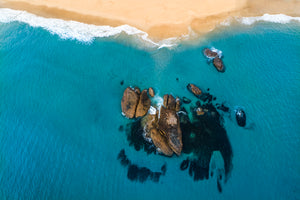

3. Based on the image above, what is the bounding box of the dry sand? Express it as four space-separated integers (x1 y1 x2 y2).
0 0 299 39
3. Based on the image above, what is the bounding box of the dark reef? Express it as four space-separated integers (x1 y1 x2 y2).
182 97 192 104
179 102 233 183
125 119 156 154
180 159 189 171
117 149 166 183
120 86 234 192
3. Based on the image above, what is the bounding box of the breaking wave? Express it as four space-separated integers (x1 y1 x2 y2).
1 8 299 48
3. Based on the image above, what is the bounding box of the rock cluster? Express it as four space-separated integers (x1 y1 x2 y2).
121 87 183 156
203 48 225 72
121 87 151 118
146 94 183 156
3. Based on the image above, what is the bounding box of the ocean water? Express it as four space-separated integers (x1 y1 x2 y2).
0 11 300 200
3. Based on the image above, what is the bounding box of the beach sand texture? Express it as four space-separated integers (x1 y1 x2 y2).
1 0 299 39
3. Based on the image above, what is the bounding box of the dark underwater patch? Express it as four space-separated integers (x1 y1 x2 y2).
117 149 166 183
179 102 233 182
121 89 233 192
125 119 156 154
180 159 189 171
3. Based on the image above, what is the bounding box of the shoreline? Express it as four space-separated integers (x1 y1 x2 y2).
1 8 300 49
1 0 299 40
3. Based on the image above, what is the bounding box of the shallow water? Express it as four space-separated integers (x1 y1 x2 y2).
0 20 300 200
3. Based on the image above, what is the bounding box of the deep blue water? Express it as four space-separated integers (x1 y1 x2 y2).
0 21 300 200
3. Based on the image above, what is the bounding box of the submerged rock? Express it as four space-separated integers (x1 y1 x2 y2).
135 89 151 118
203 48 218 58
150 129 174 156
180 159 190 170
158 106 183 155
217 104 229 112
235 108 246 127
161 164 167 175
213 57 225 72
182 97 191 104
117 149 131 167
187 84 202 98
121 87 140 118
148 87 155 97
196 107 205 116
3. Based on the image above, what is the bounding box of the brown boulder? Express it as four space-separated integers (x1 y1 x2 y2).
187 83 202 98
150 129 173 156
158 106 183 155
167 95 176 110
135 89 151 118
163 94 168 108
162 94 177 110
203 48 218 58
121 87 140 118
148 87 155 97
213 57 225 72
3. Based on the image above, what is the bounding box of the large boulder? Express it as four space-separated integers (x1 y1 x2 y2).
135 89 151 118
187 83 202 98
162 94 177 110
158 106 183 155
213 57 225 72
203 48 218 58
121 87 140 118
150 129 174 156
167 95 176 110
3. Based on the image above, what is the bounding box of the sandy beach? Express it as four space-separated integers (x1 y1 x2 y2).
0 0 300 39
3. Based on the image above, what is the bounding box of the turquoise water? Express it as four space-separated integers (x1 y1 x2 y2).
0 20 300 200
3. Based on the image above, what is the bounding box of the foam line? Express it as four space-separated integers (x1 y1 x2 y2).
1 8 300 48
221 13 300 26
0 8 181 48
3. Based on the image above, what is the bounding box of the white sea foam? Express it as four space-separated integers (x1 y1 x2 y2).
148 106 157 115
1 8 300 48
211 47 223 58
151 95 164 119
0 8 185 48
239 14 300 25
222 13 300 26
